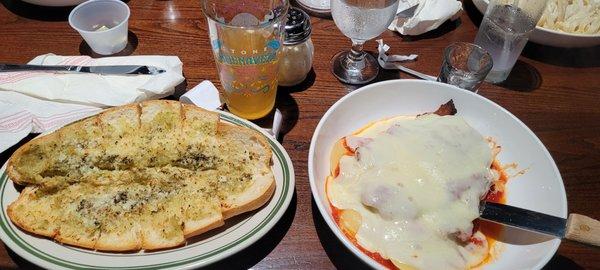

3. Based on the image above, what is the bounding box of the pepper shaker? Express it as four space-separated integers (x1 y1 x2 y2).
278 7 314 87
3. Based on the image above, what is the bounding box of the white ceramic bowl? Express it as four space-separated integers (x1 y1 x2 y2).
21 0 85 7
308 80 567 270
473 0 600 48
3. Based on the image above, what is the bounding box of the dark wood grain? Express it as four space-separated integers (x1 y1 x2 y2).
0 0 599 269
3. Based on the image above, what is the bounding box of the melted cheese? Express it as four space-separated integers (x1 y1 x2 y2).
328 115 495 270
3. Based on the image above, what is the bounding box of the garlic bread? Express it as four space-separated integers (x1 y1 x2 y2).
6 100 275 251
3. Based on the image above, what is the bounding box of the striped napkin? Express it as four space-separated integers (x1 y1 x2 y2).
0 92 102 152
0 54 185 153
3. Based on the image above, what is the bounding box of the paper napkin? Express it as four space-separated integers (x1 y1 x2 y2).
0 54 184 107
0 91 102 152
389 0 463 36
179 80 223 110
0 54 185 153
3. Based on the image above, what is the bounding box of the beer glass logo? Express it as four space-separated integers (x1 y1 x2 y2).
213 39 280 66
266 40 280 50
214 38 281 95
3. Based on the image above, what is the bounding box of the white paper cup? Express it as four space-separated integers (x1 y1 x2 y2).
68 0 130 55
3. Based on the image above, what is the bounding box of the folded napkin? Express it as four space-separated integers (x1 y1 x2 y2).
0 54 184 107
0 54 184 153
0 91 102 152
179 80 223 110
389 0 462 36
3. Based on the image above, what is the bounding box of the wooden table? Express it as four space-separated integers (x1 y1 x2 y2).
1 0 599 269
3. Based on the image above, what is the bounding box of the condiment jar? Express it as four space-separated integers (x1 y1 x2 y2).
278 7 314 87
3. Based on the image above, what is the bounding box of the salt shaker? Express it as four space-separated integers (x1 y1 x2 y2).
278 7 314 87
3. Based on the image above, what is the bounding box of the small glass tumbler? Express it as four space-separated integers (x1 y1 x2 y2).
68 0 130 55
438 42 493 93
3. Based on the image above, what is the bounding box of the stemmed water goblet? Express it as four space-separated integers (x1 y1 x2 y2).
330 0 400 84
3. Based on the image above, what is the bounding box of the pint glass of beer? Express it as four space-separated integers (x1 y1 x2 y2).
201 0 289 120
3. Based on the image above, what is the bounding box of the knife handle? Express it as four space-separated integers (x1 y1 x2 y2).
0 64 81 72
565 214 600 247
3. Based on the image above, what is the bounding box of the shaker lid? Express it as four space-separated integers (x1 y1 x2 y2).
284 7 312 45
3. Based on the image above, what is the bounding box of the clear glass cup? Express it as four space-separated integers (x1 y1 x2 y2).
68 0 130 55
438 42 493 93
201 0 288 120
330 0 400 85
474 0 548 83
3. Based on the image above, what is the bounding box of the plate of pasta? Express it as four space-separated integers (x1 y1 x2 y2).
308 80 567 270
20 0 85 7
473 0 600 48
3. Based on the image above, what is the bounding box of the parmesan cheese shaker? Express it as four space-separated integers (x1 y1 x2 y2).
278 7 314 87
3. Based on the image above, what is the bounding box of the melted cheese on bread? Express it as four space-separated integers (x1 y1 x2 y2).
328 115 495 269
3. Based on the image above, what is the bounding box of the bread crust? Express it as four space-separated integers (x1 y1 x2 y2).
7 187 59 238
222 177 276 220
216 123 276 219
7 130 59 186
5 100 276 251
183 214 225 238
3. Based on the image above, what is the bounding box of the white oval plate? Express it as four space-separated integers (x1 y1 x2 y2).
0 111 295 270
20 0 85 7
472 0 600 48
309 80 567 270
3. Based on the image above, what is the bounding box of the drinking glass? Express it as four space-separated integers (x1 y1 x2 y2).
438 42 493 93
330 0 400 84
201 0 288 120
474 0 548 83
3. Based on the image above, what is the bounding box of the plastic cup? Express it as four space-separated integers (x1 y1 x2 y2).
68 0 130 55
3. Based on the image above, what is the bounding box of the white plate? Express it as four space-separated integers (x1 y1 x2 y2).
473 0 600 48
296 0 331 14
0 111 295 270
21 0 86 7
308 80 567 270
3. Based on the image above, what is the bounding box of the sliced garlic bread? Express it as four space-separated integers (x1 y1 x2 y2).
7 186 62 238
6 100 275 251
54 183 103 250
217 124 275 219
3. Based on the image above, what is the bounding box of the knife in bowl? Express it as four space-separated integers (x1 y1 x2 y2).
0 63 166 75
480 201 600 247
